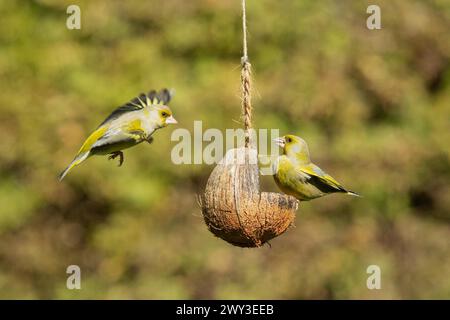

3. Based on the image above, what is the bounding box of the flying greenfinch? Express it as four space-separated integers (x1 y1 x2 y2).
59 88 177 181
273 134 360 201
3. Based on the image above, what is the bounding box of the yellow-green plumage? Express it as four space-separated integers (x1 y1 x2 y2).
273 135 359 201
78 126 108 154
59 89 177 180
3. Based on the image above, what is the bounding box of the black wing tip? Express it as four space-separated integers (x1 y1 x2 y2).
147 90 157 104
147 88 174 104
125 88 175 108
155 88 174 105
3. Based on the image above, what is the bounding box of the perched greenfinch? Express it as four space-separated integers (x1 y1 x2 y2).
273 134 359 201
59 89 177 180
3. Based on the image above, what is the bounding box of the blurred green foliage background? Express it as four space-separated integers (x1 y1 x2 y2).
0 0 449 299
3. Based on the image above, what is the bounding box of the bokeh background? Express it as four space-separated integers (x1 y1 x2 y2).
0 0 449 299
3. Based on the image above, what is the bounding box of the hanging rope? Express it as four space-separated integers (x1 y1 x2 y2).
241 0 252 148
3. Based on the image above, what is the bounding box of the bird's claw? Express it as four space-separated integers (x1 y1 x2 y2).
146 136 154 144
108 151 124 167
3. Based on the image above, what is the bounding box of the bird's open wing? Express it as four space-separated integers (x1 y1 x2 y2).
299 164 348 193
156 88 174 105
99 88 174 127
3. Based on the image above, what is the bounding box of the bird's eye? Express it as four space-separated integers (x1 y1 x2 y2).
161 112 168 117
286 137 292 143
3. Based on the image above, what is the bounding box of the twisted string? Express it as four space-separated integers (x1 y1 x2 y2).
241 0 252 148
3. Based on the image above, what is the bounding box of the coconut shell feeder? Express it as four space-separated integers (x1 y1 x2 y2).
200 0 299 248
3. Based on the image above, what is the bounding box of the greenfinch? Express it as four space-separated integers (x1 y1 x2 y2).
59 88 177 180
273 134 359 201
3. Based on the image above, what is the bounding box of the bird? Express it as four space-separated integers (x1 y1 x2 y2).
272 134 360 201
59 88 177 181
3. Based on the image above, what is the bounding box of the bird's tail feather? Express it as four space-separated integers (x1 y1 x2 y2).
58 152 90 181
346 190 361 197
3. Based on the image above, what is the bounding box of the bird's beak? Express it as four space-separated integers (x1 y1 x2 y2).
166 116 178 124
273 137 286 148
